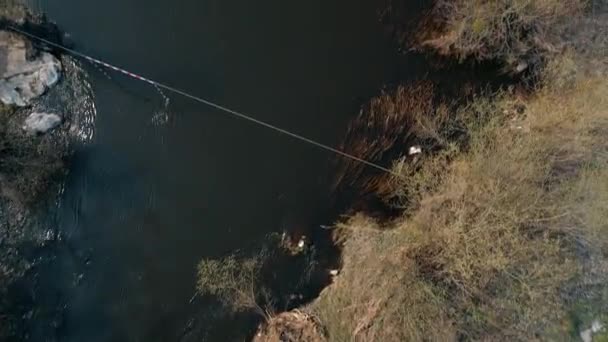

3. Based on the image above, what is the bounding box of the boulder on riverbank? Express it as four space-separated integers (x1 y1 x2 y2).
0 30 62 106
23 111 62 133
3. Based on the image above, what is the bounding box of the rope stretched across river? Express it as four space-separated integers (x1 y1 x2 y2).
7 26 400 177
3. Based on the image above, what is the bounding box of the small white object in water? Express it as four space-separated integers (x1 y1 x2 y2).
43 229 54 241
329 269 339 276
409 146 422 155
151 109 170 126
289 293 304 300
297 236 306 249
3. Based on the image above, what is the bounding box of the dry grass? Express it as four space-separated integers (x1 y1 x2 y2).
332 81 452 211
414 0 586 69
253 310 327 342
0 0 26 21
309 66 608 341
310 217 457 341
211 3 608 340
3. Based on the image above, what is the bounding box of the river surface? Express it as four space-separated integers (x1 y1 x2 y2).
27 0 421 340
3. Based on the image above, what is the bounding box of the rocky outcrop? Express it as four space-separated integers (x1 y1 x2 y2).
0 15 94 339
23 112 62 134
0 30 61 106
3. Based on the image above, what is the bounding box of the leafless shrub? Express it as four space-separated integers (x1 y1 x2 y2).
197 254 270 316
310 74 608 341
332 81 451 210
413 0 586 69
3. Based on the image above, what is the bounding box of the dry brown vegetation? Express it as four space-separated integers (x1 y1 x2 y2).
413 0 587 70
308 59 608 340
0 0 26 21
201 2 608 341
332 81 453 212
197 254 269 316
253 311 327 342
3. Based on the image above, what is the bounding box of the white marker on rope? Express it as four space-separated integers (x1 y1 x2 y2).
8 26 400 177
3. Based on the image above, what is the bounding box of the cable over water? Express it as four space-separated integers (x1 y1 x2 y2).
8 26 400 177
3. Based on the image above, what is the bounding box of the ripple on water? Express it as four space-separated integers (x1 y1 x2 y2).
36 56 98 143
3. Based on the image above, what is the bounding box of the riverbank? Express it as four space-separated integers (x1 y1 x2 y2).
309 72 608 341
244 1 608 341
3 0 604 340
0 2 93 339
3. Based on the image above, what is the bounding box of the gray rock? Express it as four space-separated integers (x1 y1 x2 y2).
0 31 62 107
23 112 62 134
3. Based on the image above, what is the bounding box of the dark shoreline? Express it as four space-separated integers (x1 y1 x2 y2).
1 7 93 339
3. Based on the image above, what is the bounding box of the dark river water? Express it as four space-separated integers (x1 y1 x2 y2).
26 0 422 340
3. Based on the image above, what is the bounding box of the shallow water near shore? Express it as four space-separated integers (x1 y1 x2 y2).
25 0 423 340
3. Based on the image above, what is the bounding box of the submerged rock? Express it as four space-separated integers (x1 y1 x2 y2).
23 112 62 134
0 30 62 106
